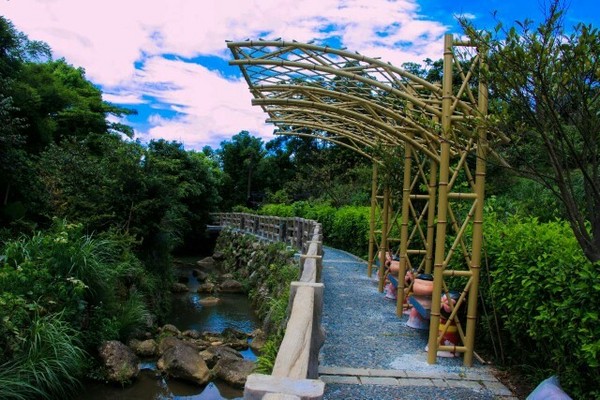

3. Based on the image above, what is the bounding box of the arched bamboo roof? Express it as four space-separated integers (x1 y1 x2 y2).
227 40 485 161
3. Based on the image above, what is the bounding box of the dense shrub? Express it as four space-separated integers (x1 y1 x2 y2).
327 206 369 256
259 203 295 217
483 213 600 399
0 219 153 399
301 202 337 237
259 202 370 257
486 173 586 225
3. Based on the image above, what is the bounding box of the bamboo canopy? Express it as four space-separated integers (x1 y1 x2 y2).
227 36 490 367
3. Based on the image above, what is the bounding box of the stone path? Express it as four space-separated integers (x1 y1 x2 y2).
318 247 517 400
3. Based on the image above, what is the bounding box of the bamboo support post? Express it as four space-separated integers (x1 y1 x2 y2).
463 45 488 367
425 157 438 274
378 185 391 292
368 163 378 277
397 133 414 316
428 34 454 364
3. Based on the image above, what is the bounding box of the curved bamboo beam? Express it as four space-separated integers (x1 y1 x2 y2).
267 111 401 155
254 98 440 162
274 129 379 162
231 58 444 118
227 40 482 122
254 85 442 149
227 40 442 92
265 108 401 147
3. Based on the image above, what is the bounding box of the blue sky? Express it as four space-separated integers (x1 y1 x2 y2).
2 0 598 150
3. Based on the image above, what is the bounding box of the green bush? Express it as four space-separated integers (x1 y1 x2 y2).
483 214 600 399
489 174 585 224
259 202 370 257
259 203 295 217
329 206 370 257
302 202 336 235
254 331 284 374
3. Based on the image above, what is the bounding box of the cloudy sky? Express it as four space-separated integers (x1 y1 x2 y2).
2 0 598 149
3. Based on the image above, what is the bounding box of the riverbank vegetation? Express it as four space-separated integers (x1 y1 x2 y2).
212 229 297 373
0 220 149 398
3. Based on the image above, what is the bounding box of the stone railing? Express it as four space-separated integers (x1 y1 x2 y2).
211 213 317 252
211 213 326 399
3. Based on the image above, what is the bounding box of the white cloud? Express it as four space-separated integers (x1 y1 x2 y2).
128 57 272 147
0 0 450 149
102 92 145 105
453 12 477 21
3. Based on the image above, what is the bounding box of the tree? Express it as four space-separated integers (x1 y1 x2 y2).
463 1 600 262
0 18 135 228
11 59 134 152
0 17 51 225
140 139 221 254
218 131 265 208
0 16 50 77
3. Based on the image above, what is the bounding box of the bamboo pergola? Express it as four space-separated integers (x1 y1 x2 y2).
227 35 491 366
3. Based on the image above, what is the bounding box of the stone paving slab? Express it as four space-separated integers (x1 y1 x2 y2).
319 366 500 383
430 378 450 388
319 358 514 397
397 378 436 387
321 377 519 400
318 366 369 376
320 375 360 385
481 380 515 396
367 368 408 378
448 380 485 391
360 377 399 386
451 371 499 382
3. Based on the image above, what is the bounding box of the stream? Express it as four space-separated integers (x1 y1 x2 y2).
78 259 260 400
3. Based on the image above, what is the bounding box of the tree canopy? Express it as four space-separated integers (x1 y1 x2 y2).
463 1 600 262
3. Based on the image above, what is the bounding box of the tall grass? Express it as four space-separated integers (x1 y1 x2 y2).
0 312 86 400
115 291 151 341
255 331 284 374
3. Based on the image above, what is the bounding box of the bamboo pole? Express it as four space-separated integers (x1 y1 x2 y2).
378 185 390 293
368 163 378 277
463 45 488 367
427 34 454 365
397 134 414 316
425 156 438 274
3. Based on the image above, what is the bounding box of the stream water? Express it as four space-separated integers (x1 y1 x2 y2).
79 260 260 400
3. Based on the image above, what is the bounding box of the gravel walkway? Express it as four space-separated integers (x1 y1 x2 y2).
318 246 516 400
